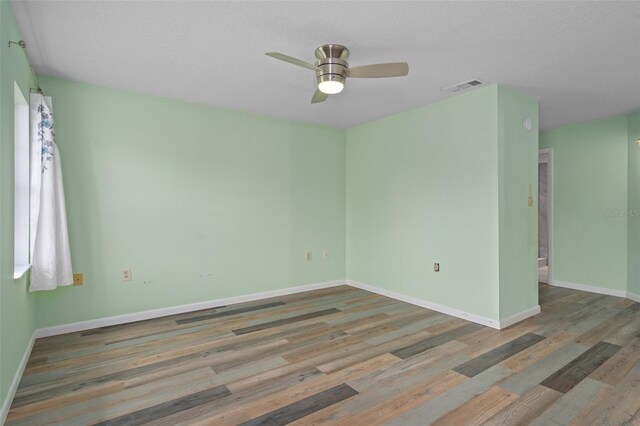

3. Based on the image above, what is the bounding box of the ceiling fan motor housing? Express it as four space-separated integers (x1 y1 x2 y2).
315 44 349 87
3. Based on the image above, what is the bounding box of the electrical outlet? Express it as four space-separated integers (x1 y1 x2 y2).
323 249 329 260
434 263 440 272
73 273 83 286
122 268 132 281
305 251 312 261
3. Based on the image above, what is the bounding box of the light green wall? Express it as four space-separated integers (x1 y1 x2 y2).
346 85 538 322
497 86 539 318
540 116 629 291
0 0 38 411
347 85 502 321
34 76 346 328
628 111 640 295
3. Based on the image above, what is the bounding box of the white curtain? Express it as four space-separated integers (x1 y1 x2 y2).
29 93 73 291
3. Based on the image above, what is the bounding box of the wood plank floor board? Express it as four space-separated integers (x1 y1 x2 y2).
530 378 607 426
15 327 288 397
175 302 287 324
540 341 622 394
93 384 231 426
301 369 468 425
210 332 350 373
9 367 222 425
575 301 640 346
499 330 578 373
14 340 286 406
603 314 640 346
574 361 640 425
365 313 453 346
7 284 640 425
391 322 483 359
387 365 514 425
144 368 327 426
239 383 358 426
453 333 545 377
232 308 342 335
181 353 400 425
348 346 471 397
483 384 563 425
431 386 519 426
458 323 540 357
565 306 621 335
498 342 588 396
315 330 439 374
589 336 640 386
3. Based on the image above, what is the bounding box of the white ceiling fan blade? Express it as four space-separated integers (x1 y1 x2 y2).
347 62 409 78
311 89 329 104
265 52 319 71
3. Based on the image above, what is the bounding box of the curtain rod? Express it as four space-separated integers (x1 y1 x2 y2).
8 40 43 94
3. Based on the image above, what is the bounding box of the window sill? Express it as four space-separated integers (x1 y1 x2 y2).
14 264 31 280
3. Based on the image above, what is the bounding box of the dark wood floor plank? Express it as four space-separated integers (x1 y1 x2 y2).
232 308 341 335
391 323 483 359
176 302 286 325
92 384 231 426
239 383 358 426
453 333 545 377
540 341 622 393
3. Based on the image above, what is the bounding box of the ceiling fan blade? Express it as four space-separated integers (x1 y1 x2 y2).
265 52 319 71
347 62 409 78
311 89 329 104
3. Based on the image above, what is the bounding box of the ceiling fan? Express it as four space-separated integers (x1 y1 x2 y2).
266 44 409 104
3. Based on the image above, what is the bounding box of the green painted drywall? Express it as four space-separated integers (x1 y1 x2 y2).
34 76 346 328
0 0 38 411
540 116 628 291
346 85 502 321
497 86 539 318
628 111 640 295
346 85 539 322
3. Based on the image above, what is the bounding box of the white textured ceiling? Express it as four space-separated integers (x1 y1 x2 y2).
11 1 640 129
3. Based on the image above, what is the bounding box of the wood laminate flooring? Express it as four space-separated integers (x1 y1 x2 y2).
6 284 640 425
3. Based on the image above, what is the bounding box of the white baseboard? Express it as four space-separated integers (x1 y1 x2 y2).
346 279 505 329
35 280 345 338
1 330 36 425
627 291 640 303
499 305 541 329
550 280 628 298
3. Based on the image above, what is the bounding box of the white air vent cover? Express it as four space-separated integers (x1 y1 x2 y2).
442 79 486 93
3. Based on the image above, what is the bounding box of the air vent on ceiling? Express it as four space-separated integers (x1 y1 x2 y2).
442 79 486 93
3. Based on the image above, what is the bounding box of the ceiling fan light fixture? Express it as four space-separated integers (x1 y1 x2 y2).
318 80 344 94
317 74 345 94
265 44 409 103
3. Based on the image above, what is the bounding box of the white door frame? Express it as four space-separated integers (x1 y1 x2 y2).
539 148 554 285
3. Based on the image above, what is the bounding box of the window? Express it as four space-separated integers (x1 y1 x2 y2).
14 82 30 278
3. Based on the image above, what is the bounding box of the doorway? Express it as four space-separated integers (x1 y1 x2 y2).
538 149 552 284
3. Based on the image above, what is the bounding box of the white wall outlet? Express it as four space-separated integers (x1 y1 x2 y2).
323 249 329 260
122 268 132 281
305 251 312 261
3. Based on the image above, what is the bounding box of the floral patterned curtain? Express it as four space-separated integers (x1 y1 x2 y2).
29 93 73 291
